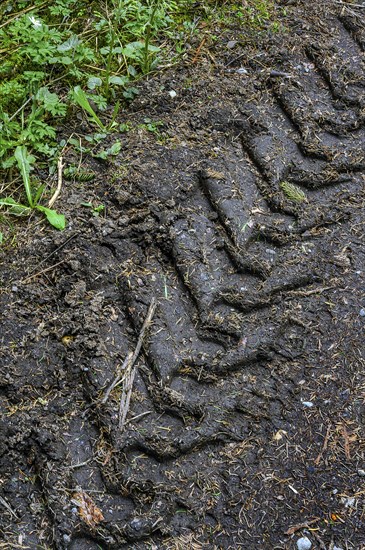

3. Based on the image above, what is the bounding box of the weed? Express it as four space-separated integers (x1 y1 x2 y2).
93 140 122 160
81 202 105 216
72 86 107 131
140 117 164 134
64 165 96 182
280 181 308 203
0 146 65 229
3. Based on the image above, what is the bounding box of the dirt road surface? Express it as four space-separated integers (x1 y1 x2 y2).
1 1 365 548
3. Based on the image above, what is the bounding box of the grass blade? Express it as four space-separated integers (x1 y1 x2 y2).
14 146 35 208
72 86 106 131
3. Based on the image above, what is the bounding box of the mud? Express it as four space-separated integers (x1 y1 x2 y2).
1 1 365 548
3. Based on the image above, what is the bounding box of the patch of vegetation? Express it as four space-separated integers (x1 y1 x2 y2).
0 0 195 232
203 0 283 32
0 0 284 237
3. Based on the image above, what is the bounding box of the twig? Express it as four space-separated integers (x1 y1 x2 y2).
22 233 77 278
124 410 152 425
48 156 63 208
341 424 351 460
334 0 365 6
100 298 157 407
312 530 327 550
315 424 331 465
9 96 33 122
118 365 137 430
285 517 320 535
0 495 18 519
192 36 207 64
118 298 157 429
100 352 132 405
21 260 65 283
0 2 48 30
289 286 333 297
68 458 94 469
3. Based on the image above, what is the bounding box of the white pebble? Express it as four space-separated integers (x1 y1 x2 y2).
297 536 312 550
168 90 177 98
302 401 314 408
345 497 355 508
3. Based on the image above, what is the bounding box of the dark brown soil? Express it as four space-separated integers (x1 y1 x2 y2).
1 1 365 548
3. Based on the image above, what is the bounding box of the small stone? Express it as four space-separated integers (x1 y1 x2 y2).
358 469 365 477
130 518 142 531
227 40 238 49
302 401 314 408
236 67 248 75
297 536 312 550
63 534 71 543
333 546 344 550
359 308 365 317
11 285 18 292
344 497 355 508
168 90 177 98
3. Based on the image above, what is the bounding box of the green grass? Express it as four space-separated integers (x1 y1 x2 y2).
0 0 284 239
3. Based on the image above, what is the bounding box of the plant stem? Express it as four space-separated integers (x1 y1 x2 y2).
143 1 158 74
104 25 116 100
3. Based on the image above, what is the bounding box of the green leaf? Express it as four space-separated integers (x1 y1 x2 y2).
0 197 31 216
109 75 129 87
2 156 16 169
123 87 139 100
109 141 122 155
0 197 18 206
147 45 161 53
72 86 106 130
60 56 73 65
0 232 3 245
87 76 102 90
14 146 35 208
36 87 66 116
36 205 66 230
57 35 80 52
122 42 144 59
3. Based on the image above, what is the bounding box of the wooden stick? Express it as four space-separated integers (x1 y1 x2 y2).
48 156 63 208
100 352 132 405
192 36 207 64
315 424 331 465
100 298 157 408
21 260 65 283
118 366 137 430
